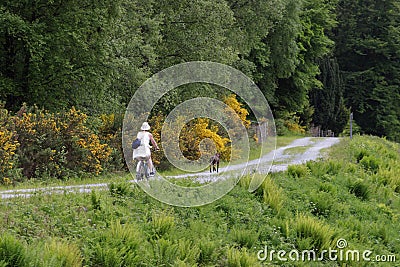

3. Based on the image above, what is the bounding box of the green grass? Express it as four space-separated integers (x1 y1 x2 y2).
0 135 399 266
282 144 312 156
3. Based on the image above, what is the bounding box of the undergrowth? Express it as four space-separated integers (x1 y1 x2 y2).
0 135 399 266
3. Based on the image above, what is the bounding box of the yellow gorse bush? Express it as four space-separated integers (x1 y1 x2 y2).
12 105 113 179
0 128 19 175
77 134 112 175
182 118 231 161
0 106 19 184
283 114 306 135
99 114 115 134
223 94 251 129
148 114 164 166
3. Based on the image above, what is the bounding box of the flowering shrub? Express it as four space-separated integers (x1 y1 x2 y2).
181 118 231 161
223 94 250 129
0 128 18 172
149 115 231 169
285 119 306 135
148 114 164 167
98 113 125 171
14 105 112 179
276 114 306 136
76 134 112 175
0 106 19 184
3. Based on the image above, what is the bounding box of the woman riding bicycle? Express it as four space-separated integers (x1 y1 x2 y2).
133 122 159 176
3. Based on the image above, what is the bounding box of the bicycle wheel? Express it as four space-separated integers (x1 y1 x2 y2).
136 161 144 180
143 162 149 179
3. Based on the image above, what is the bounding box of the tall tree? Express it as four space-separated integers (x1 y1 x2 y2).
149 0 240 114
154 0 238 69
250 0 337 119
106 0 161 106
310 57 349 134
333 0 400 141
226 0 285 78
250 0 302 109
0 0 123 113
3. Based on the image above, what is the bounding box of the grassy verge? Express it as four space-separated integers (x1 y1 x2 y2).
1 135 398 266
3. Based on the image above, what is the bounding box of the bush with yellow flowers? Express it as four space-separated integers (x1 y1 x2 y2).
182 118 231 161
98 113 125 171
14 105 112 179
284 115 306 135
149 115 231 168
1 94 253 179
223 94 251 130
0 105 19 184
148 113 165 167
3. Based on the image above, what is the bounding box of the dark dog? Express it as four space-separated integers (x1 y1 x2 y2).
210 153 220 173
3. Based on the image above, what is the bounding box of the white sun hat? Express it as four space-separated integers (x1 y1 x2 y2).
140 122 151 131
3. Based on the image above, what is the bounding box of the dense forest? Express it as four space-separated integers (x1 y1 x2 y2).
1 0 399 141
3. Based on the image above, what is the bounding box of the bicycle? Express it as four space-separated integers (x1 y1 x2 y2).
135 156 151 180
134 145 158 180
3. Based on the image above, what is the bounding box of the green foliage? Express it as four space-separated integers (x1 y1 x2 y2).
292 214 336 251
287 164 310 178
197 238 218 264
88 221 146 266
261 176 285 214
1 0 399 143
359 156 380 173
355 148 369 163
349 180 370 201
0 234 26 267
151 211 175 238
306 160 343 178
151 238 179 266
176 239 201 264
275 118 291 136
39 239 83 267
226 247 260 267
333 0 400 142
0 0 124 113
154 0 238 69
108 181 130 197
252 0 338 125
90 190 101 211
0 136 399 266
310 191 333 217
341 119 362 137
231 228 259 249
311 57 350 134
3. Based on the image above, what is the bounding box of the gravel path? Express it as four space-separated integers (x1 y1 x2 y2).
170 137 340 182
0 137 340 199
